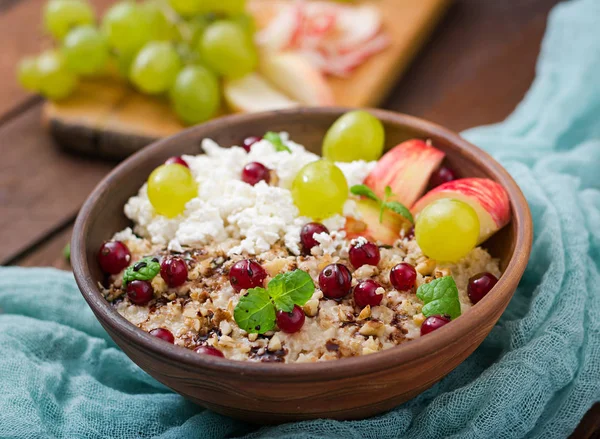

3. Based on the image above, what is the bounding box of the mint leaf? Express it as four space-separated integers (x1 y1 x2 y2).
123 257 160 285
350 184 380 202
234 288 276 334
268 270 315 312
383 201 414 224
263 131 291 152
384 186 392 199
416 276 461 320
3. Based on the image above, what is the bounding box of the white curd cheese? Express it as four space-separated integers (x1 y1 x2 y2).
122 134 375 256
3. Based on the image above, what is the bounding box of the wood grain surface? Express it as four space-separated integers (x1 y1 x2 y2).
1 0 597 434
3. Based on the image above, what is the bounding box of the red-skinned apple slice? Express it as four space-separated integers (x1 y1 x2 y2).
363 139 445 207
259 52 335 106
344 198 408 245
412 178 511 243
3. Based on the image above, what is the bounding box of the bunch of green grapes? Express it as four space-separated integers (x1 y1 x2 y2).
17 0 258 125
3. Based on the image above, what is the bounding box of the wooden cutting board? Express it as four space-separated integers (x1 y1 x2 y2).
43 0 451 159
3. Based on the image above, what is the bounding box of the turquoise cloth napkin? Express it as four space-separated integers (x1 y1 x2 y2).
2 0 599 436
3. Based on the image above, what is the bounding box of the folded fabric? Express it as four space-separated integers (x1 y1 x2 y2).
1 0 599 437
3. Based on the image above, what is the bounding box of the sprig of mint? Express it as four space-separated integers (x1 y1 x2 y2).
234 288 276 334
416 276 461 320
234 269 314 334
350 184 414 224
123 256 160 285
263 131 291 153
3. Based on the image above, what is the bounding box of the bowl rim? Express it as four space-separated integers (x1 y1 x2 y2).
72 107 533 382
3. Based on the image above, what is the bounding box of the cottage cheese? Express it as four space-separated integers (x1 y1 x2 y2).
124 134 372 256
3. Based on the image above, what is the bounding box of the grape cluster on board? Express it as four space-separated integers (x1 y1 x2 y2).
17 0 256 125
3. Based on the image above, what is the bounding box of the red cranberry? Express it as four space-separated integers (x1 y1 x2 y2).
349 240 380 268
300 222 329 254
276 305 306 333
160 257 188 287
126 280 154 305
353 279 383 308
195 345 224 357
241 162 271 186
98 241 131 274
420 315 451 335
319 263 352 300
467 272 498 304
242 136 261 152
390 263 417 291
149 328 174 343
229 259 267 292
429 165 457 188
165 156 189 168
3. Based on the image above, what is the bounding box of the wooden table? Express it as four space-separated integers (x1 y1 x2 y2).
1 0 597 435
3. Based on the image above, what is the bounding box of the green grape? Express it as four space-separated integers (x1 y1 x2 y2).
141 2 180 41
44 0 94 40
169 65 220 125
291 160 348 220
415 198 480 262
175 42 201 65
199 20 257 78
231 12 256 36
114 52 135 79
147 164 198 218
168 0 202 17
17 57 41 92
101 2 152 56
188 15 213 47
195 0 246 15
62 25 109 75
37 50 78 101
130 42 181 94
322 110 385 162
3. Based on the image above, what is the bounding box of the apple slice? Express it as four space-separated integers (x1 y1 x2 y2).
224 73 299 113
259 52 335 106
344 198 407 245
363 139 445 208
412 178 511 243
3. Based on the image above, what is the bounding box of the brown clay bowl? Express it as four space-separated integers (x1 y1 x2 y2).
71 107 532 423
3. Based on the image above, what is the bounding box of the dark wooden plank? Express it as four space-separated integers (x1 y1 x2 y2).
14 224 71 270
571 403 600 439
384 0 558 132
0 104 113 265
0 0 114 121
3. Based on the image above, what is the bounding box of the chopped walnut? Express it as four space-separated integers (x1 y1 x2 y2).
416 259 436 276
357 305 371 320
413 313 426 326
268 335 282 352
303 298 319 317
219 320 232 336
359 321 385 337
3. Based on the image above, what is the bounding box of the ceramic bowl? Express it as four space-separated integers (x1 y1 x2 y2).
72 107 532 423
